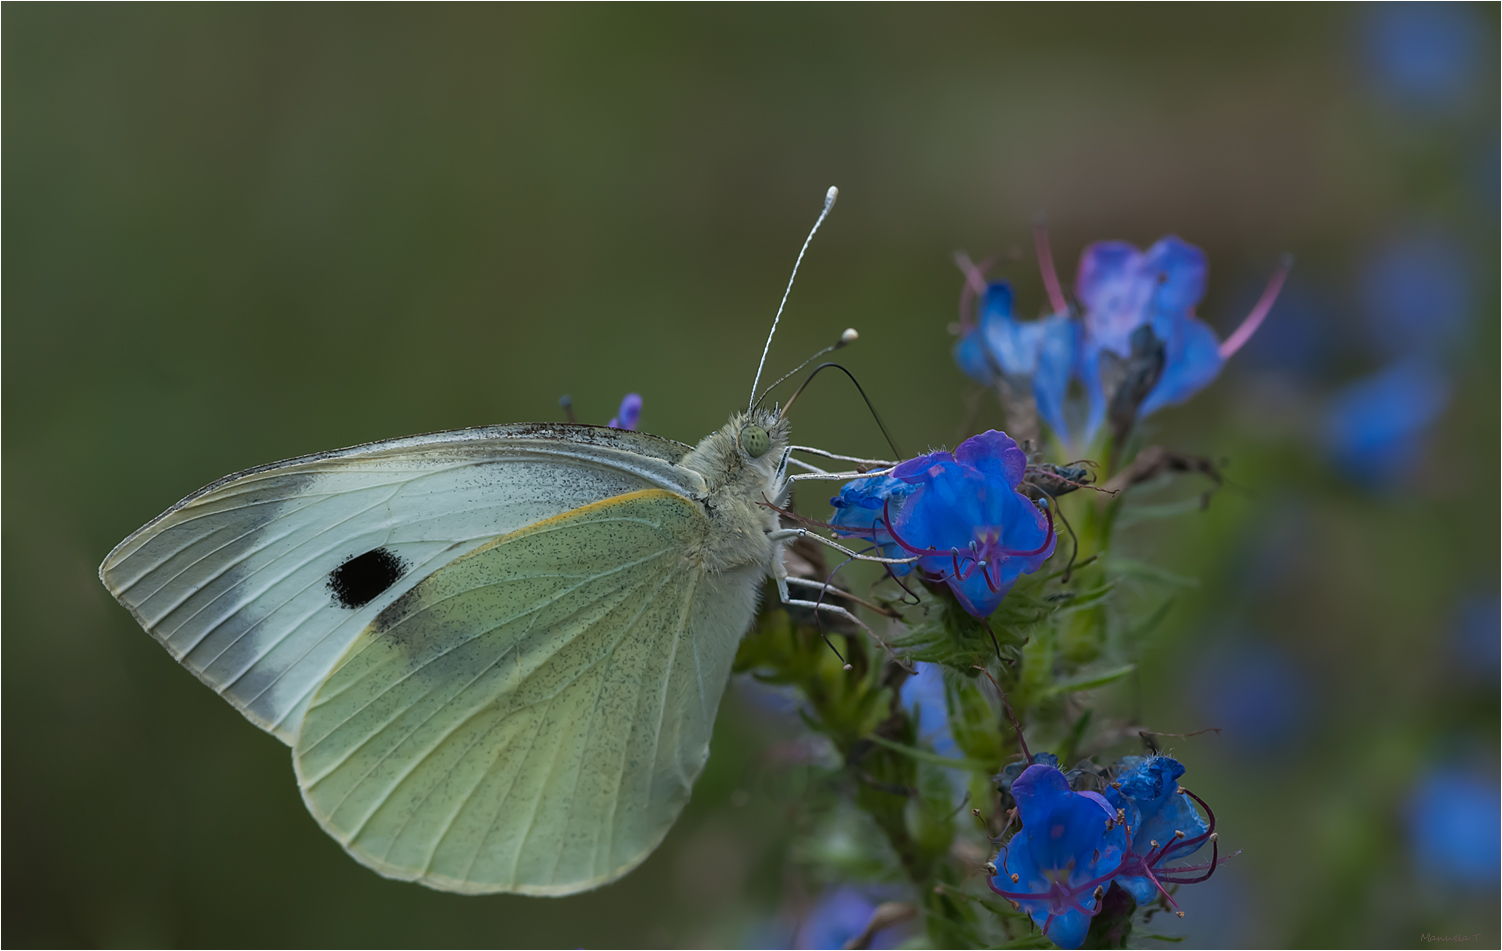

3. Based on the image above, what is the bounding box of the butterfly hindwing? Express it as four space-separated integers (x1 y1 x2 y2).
98 425 703 744
293 488 759 895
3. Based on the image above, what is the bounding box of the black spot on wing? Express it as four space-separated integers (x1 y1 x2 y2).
329 548 407 609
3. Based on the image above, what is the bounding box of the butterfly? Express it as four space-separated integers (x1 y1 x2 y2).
98 187 898 896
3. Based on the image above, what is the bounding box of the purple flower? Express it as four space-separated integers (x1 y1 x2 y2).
1072 236 1288 444
989 764 1129 949
607 392 642 430
1324 359 1450 487
953 279 1077 442
832 431 1054 618
1104 756 1220 908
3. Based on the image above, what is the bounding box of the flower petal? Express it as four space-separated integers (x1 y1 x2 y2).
954 329 996 385
1033 314 1078 445
1143 236 1208 314
954 430 1028 487
608 393 643 430
1138 314 1225 416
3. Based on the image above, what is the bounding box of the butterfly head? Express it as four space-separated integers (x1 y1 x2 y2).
733 407 789 473
682 408 789 498
679 408 790 573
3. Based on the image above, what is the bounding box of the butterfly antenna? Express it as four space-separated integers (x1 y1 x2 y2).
748 185 839 409
753 327 858 410
780 362 903 460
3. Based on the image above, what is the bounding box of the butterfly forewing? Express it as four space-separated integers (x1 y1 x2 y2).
98 425 703 744
294 489 757 895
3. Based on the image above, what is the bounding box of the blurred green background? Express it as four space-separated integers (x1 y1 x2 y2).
5 5 1496 948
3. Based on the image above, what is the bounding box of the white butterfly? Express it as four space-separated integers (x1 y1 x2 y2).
98 187 902 896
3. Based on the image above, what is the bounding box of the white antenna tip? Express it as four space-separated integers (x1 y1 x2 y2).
824 185 839 208
838 327 859 347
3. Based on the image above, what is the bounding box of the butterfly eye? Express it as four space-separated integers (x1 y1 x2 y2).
740 425 770 458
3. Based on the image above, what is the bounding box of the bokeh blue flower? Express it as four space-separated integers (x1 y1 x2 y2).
792 885 904 950
1191 641 1311 753
1449 593 1501 677
1360 2 1485 112
1323 360 1450 487
1358 232 1473 360
899 662 961 761
989 764 1129 949
1407 766 1501 889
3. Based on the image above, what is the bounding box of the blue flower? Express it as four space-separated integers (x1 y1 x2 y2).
1324 359 1450 487
989 764 1129 950
607 392 642 430
881 431 1055 618
1073 236 1288 444
828 474 917 570
1408 766 1502 889
954 280 1077 442
1104 756 1217 908
829 431 1055 618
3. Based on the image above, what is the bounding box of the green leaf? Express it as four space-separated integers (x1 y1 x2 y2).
1107 557 1200 588
865 734 994 771
1123 597 1176 645
1046 582 1117 616
1142 934 1189 942
934 885 1027 920
1115 495 1207 529
1045 663 1136 696
1056 708 1093 766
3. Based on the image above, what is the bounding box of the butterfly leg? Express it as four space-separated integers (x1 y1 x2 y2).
767 528 917 566
771 557 909 668
780 595 910 670
783 456 832 474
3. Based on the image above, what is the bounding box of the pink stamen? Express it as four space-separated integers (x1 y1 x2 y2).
981 561 999 593
1144 865 1183 913
954 252 996 331
1157 837 1223 885
1218 254 1293 359
1144 832 1186 867
1034 220 1069 315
